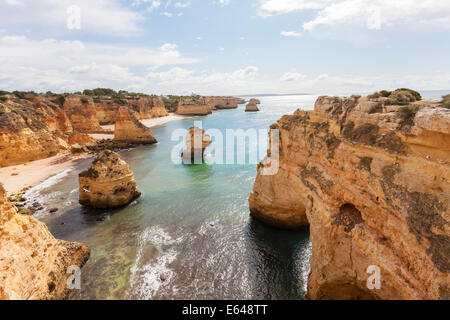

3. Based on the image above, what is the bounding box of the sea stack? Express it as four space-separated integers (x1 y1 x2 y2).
79 150 142 209
249 92 450 299
0 183 90 300
245 98 261 112
182 127 212 163
114 107 157 144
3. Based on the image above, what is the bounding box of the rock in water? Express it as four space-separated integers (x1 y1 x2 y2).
0 183 90 300
79 150 142 208
181 127 212 163
114 107 157 144
249 94 450 299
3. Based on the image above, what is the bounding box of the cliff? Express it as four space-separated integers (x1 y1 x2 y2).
245 98 261 112
79 150 141 209
207 97 244 110
181 126 212 163
176 97 212 115
114 107 157 144
94 97 168 124
0 183 90 300
249 94 449 299
0 94 71 167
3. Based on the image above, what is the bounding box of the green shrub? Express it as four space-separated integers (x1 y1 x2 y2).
0 96 7 103
441 94 450 109
395 88 421 101
112 94 126 105
81 98 89 104
379 90 392 97
398 105 419 130
388 90 417 105
0 91 9 96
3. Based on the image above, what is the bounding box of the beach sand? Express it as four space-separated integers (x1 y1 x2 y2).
0 154 91 195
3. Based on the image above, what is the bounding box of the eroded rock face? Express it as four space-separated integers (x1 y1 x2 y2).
0 95 71 167
181 127 212 162
0 183 90 300
79 150 141 208
63 96 104 133
249 94 450 299
114 107 157 144
245 99 261 112
176 97 212 115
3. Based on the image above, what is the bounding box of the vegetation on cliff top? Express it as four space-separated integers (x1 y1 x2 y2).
441 94 450 109
369 88 422 105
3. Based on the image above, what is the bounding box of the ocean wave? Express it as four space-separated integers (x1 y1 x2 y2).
127 226 182 300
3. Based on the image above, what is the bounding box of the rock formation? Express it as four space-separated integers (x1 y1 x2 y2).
249 94 449 299
181 127 212 162
176 97 212 116
245 98 261 112
63 95 105 133
0 183 90 300
0 94 71 167
79 150 141 209
114 107 157 145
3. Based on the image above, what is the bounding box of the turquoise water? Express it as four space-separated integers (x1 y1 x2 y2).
28 95 318 300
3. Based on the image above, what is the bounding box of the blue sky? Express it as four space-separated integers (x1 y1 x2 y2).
0 0 449 95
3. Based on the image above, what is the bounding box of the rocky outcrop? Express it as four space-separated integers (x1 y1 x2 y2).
245 99 261 112
181 127 212 162
176 97 212 115
114 107 157 144
207 97 244 110
249 94 449 299
79 150 141 209
0 183 90 300
0 95 71 167
94 97 168 124
63 96 104 133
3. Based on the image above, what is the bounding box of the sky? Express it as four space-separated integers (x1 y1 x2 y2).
0 0 449 95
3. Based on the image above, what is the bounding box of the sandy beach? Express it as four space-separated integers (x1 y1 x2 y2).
0 154 91 195
90 114 185 140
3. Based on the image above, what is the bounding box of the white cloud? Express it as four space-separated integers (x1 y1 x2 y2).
0 0 144 36
258 0 450 31
145 0 161 12
4 0 24 6
0 35 199 92
161 11 173 17
280 72 306 82
281 30 302 37
174 1 191 8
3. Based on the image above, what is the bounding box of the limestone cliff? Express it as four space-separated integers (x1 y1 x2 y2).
181 126 212 163
207 97 244 110
0 94 71 167
79 150 141 208
114 107 157 144
245 98 261 112
176 97 212 115
94 97 168 124
249 94 449 299
63 96 104 133
0 183 90 300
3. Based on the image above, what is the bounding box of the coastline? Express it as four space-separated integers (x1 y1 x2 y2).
0 114 187 195
90 114 186 140
0 153 91 195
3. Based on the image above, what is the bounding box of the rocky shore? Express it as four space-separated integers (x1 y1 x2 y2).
0 183 90 300
249 91 449 299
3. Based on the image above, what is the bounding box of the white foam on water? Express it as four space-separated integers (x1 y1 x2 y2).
27 167 74 194
128 226 182 300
